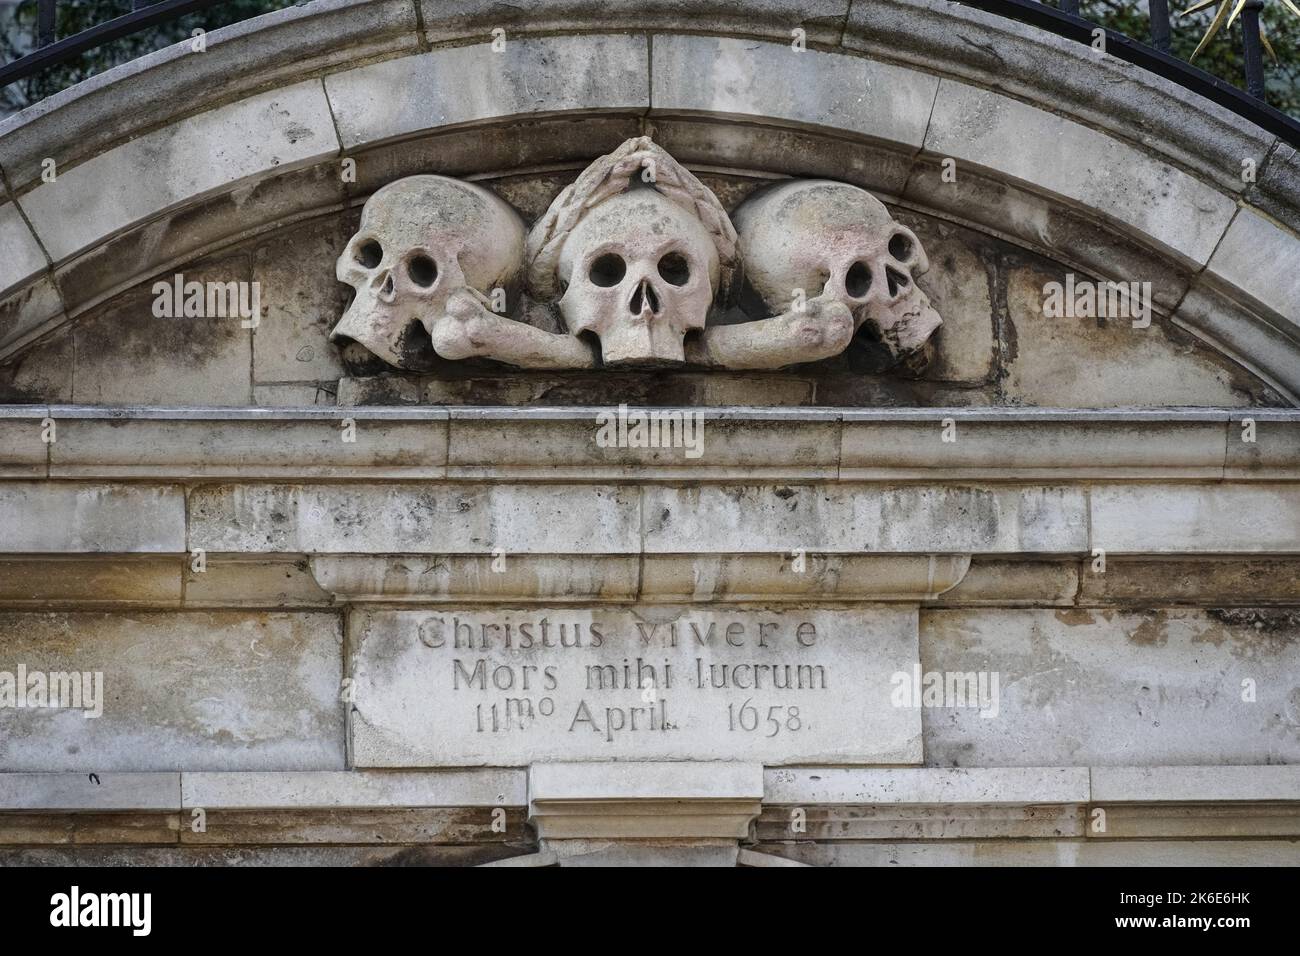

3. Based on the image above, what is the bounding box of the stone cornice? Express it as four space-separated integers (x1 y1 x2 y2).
2 405 1297 481
2 766 1295 852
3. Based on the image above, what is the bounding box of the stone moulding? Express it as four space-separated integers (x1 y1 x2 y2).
2 766 1297 860
2 406 1298 481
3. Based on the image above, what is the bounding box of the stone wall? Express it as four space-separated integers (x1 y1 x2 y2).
0 0 1297 866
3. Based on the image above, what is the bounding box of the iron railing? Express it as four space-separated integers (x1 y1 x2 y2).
1 0 1298 145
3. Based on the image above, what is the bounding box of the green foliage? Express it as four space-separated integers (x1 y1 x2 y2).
1078 0 1300 114
0 0 294 114
0 0 1297 117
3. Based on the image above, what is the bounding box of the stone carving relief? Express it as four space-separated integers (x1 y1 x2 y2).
331 136 943 372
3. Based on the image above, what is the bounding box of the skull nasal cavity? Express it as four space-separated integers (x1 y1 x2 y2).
845 261 872 298
357 240 383 269
658 253 690 286
886 266 910 297
589 253 626 287
630 280 660 315
888 232 914 261
407 255 437 288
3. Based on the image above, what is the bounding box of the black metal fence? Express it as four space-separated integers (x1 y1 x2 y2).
1 0 1298 145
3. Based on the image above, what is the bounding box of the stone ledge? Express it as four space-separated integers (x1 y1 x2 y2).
0 772 180 811
1091 766 1300 803
5 554 1297 607
5 765 1288 812
310 553 971 603
181 769 526 809
764 766 1090 805
750 840 1300 865
754 803 1086 840
1087 803 1300 839
4 406 1295 481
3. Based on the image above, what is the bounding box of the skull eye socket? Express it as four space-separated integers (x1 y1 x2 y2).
845 261 872 298
888 232 914 261
886 266 910 297
657 252 690 287
407 255 438 288
589 253 626 288
356 240 383 269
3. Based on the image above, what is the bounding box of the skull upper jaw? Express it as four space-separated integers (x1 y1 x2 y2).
857 286 943 372
330 292 435 370
597 311 690 365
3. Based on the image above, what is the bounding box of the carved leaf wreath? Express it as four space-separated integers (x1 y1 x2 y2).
524 136 739 302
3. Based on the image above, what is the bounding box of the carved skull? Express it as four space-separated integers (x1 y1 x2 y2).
734 180 942 366
332 175 526 367
556 188 720 365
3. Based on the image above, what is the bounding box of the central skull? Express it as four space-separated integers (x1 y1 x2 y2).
557 189 719 365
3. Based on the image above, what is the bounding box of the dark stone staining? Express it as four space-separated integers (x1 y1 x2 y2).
1208 608 1300 635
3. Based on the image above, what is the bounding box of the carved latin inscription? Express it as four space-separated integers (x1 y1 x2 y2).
348 607 923 766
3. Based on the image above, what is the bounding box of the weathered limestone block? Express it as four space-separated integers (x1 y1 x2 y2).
0 278 65 365
641 484 1087 553
1002 262 1260 407
348 606 922 766
839 414 1229 480
0 322 71 401
323 35 648 150
1226 411 1300 478
752 840 1300 867
446 408 839 480
420 0 852 47
0 555 183 606
0 772 179 810
928 558 1079 607
1091 765 1300 803
253 218 351 384
18 82 340 265
189 483 641 554
69 252 253 407
0 412 46 477
923 80 1237 267
1076 557 1300 606
48 412 447 479
0 611 345 771
0 483 185 552
0 200 46 299
181 768 525 809
920 608 1300 766
0 845 534 865
1090 484 1300 553
764 766 1090 805
310 554 642 603
753 803 1085 840
650 35 937 161
1205 207 1300 331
